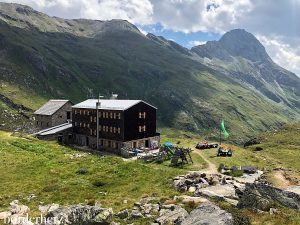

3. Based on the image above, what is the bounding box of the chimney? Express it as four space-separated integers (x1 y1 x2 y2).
111 93 118 99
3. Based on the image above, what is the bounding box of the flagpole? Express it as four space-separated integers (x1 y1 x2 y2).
219 119 222 145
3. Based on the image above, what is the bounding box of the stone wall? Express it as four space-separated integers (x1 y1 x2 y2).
123 135 160 149
51 102 72 127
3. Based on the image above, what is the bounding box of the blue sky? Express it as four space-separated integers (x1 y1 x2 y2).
139 23 221 48
2 0 300 75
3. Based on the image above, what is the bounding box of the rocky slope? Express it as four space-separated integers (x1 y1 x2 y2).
0 3 299 140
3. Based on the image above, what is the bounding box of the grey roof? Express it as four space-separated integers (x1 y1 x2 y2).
35 123 72 136
72 99 156 110
34 100 70 115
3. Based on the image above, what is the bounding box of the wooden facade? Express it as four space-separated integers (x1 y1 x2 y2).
72 100 160 153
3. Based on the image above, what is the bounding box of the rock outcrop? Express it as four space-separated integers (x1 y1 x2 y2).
155 205 188 225
42 205 113 225
238 183 300 211
181 202 234 225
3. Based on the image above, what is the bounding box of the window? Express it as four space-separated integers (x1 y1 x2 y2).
99 111 102 118
94 130 96 136
87 124 90 128
80 123 82 127
139 112 146 119
113 113 116 119
79 110 82 115
75 122 77 126
90 116 93 122
99 125 102 131
113 127 116 133
74 110 77 115
36 121 39 125
94 117 96 122
83 123 86 128
139 125 146 132
117 127 121 134
83 110 85 115
90 129 93 135
110 112 113 119
116 113 121 119
110 126 113 133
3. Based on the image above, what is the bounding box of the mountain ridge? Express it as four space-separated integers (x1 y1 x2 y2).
0 2 299 142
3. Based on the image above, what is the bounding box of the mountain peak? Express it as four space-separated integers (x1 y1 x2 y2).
219 29 270 62
191 29 271 62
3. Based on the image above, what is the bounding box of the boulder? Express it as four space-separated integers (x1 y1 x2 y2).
0 211 11 220
115 209 129 219
43 205 113 225
188 186 196 193
195 184 237 201
10 200 30 216
155 205 188 225
238 183 300 211
181 202 234 225
130 209 144 219
39 204 59 215
174 179 188 192
180 196 209 205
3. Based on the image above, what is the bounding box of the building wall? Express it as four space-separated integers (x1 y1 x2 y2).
51 102 73 127
35 115 52 129
72 101 160 155
35 101 72 129
72 108 124 141
123 102 157 142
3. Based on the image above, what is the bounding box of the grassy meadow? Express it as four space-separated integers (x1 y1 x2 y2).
0 131 206 216
0 123 299 224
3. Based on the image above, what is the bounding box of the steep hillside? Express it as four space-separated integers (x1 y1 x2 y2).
0 3 299 141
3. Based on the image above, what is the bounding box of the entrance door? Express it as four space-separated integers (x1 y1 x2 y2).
86 137 89 146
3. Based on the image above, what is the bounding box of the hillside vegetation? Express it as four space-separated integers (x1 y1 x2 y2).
0 3 299 141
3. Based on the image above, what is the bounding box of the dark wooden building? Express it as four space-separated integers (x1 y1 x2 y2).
34 100 73 129
72 99 160 153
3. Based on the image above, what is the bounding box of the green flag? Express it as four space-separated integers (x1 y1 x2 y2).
220 120 229 138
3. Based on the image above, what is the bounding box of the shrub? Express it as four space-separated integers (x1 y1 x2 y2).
76 168 88 175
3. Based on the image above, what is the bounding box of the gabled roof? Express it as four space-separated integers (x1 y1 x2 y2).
72 99 157 110
34 100 70 115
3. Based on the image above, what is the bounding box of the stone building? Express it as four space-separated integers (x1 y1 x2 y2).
72 99 160 154
34 100 73 129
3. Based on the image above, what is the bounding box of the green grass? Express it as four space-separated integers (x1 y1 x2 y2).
0 131 206 216
0 123 299 224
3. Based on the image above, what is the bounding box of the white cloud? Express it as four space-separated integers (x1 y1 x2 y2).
188 40 207 47
258 35 300 76
1 0 154 24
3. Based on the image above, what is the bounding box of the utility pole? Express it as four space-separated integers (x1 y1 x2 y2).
96 94 104 150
